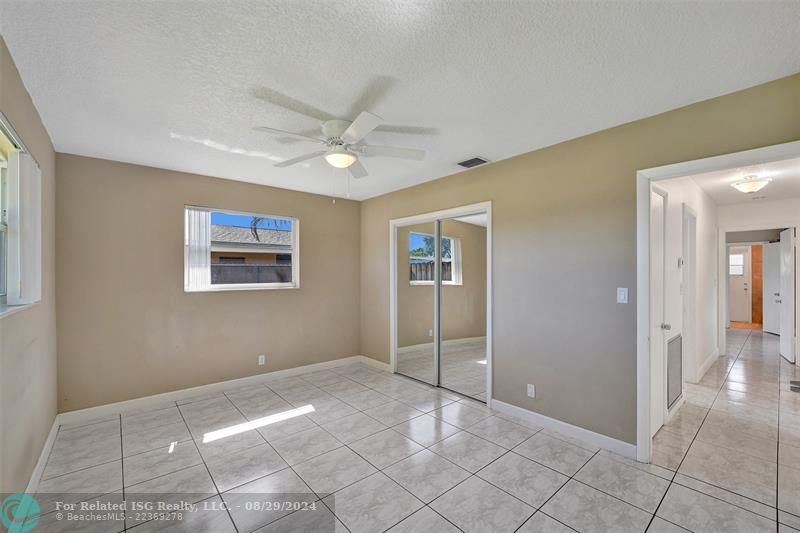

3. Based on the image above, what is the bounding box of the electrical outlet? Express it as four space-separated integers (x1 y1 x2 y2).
258 355 266 366
428 329 433 337
527 384 536 398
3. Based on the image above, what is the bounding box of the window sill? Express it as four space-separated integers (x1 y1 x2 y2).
0 301 38 320
409 281 463 287
185 283 299 293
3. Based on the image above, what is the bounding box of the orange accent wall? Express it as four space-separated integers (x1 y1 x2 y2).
751 245 763 325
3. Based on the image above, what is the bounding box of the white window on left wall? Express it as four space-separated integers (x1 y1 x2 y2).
0 114 42 313
184 206 299 291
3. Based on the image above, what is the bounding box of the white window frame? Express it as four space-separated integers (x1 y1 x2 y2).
728 253 745 276
408 231 463 286
0 113 42 318
0 160 7 305
184 205 300 292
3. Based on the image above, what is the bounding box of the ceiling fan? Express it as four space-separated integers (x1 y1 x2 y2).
254 111 425 179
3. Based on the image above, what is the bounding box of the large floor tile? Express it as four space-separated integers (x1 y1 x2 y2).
269 426 343 465
646 517 692 532
195 428 265 462
672 473 775 520
125 465 217 528
123 440 202 486
223 468 317 532
122 406 184 434
323 472 423 533
339 388 393 411
35 461 123 514
392 414 461 447
383 449 471 503
255 504 348 533
386 506 460 533
292 446 377 494
466 415 539 449
514 433 594 476
656 483 775 533
429 431 506 473
205 442 287 491
42 432 121 479
431 475 534 533
779 463 800 516
517 512 577 533
477 452 568 508
430 401 491 429
574 454 669 513
129 496 236 532
320 412 386 444
256 414 317 442
29 493 126 533
347 428 423 469
122 421 192 457
678 440 776 505
362 400 424 426
541 479 651 533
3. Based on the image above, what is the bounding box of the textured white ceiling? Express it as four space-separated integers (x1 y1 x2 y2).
1 1 799 200
691 157 800 206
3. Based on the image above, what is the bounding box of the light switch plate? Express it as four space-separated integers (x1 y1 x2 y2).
616 287 628 304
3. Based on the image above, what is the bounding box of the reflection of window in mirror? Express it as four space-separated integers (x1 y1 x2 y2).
408 232 462 285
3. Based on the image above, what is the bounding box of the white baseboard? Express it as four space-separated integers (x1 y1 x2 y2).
25 416 60 493
57 355 384 428
398 336 486 354
30 354 386 492
697 347 720 380
491 399 638 460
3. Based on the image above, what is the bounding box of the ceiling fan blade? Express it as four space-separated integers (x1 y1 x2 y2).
348 159 368 179
342 111 383 144
361 145 425 160
274 151 326 167
254 126 325 144
251 86 335 122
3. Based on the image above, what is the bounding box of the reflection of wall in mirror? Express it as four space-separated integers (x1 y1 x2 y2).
397 219 487 347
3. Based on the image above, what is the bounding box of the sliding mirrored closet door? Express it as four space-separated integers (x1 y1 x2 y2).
439 215 488 400
394 210 488 401
396 221 437 385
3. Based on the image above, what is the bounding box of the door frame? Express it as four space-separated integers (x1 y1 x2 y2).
389 201 493 405
726 244 753 324
636 139 800 463
718 225 798 357
649 185 668 437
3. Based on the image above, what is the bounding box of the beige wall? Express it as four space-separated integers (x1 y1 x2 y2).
397 220 486 347
360 73 800 444
0 36 57 492
56 154 361 411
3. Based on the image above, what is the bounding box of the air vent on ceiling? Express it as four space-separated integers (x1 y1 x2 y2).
457 156 490 168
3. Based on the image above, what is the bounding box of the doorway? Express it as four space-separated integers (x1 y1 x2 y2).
389 202 492 402
722 227 796 363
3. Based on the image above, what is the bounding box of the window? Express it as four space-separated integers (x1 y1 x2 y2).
729 253 745 276
184 206 299 291
0 116 42 313
0 161 7 302
408 232 462 285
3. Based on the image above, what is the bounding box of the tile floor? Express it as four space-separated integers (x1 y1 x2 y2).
396 337 487 399
652 329 800 532
29 330 798 532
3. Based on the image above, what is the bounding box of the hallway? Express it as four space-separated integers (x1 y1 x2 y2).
652 329 800 530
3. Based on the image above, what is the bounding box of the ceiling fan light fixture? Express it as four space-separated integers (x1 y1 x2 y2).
325 146 357 169
731 175 772 194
